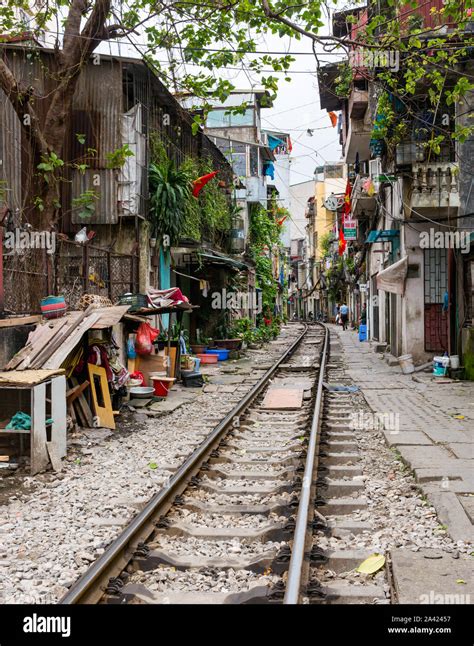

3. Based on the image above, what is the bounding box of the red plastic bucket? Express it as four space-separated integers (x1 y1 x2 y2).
151 377 174 397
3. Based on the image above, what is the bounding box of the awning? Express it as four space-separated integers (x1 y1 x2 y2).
376 256 408 295
199 250 250 271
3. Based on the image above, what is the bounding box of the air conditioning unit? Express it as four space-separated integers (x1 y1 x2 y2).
369 158 382 191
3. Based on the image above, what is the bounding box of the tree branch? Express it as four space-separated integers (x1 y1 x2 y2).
0 56 49 155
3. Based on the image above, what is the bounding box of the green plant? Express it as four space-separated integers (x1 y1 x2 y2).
334 63 353 98
229 317 253 338
37 152 64 183
72 189 99 221
248 203 281 311
105 144 134 169
149 159 192 246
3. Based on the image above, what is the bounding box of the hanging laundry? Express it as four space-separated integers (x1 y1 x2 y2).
363 177 375 196
328 111 338 127
268 135 285 151
147 286 190 308
355 152 360 175
263 161 275 180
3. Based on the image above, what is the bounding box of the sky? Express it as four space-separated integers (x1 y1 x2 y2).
257 33 343 186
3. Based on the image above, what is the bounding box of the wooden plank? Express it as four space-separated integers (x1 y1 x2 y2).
33 306 94 369
66 380 89 404
70 378 93 427
0 315 41 328
0 369 64 386
0 455 10 462
68 401 77 424
73 399 87 426
89 305 130 329
261 388 304 410
136 353 168 386
5 319 65 370
46 441 62 472
31 383 49 475
42 310 101 369
51 375 67 459
87 364 115 430
165 347 177 379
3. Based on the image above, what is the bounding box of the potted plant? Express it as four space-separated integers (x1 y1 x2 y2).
149 159 192 247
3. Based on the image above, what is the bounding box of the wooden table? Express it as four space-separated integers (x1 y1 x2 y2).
0 370 66 475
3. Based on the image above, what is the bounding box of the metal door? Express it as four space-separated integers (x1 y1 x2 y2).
424 248 448 352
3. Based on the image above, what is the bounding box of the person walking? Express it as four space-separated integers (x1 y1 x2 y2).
340 303 349 330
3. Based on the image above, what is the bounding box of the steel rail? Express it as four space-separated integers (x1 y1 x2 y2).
283 322 329 604
60 323 309 604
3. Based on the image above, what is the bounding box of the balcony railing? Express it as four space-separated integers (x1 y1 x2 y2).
411 163 459 213
351 174 377 216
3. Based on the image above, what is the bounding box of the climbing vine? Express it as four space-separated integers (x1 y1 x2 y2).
149 132 232 247
248 203 282 310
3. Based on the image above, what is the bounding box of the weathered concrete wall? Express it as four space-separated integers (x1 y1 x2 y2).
458 62 474 232
402 223 426 361
462 328 474 381
0 325 35 369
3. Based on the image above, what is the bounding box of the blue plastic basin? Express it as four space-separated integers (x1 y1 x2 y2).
205 349 230 361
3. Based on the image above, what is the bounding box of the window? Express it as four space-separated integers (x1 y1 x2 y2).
249 146 259 176
217 141 247 178
324 164 344 179
206 108 254 128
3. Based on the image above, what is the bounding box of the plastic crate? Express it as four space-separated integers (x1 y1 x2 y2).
182 372 204 388
118 293 148 310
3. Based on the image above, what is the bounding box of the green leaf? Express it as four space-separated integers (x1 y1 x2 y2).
148 462 158 470
76 133 86 145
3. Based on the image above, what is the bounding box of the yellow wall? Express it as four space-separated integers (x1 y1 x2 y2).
314 181 337 262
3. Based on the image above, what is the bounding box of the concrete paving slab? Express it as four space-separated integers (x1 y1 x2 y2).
149 394 194 414
262 388 303 409
448 443 474 459
422 428 472 444
397 445 454 468
382 431 433 446
426 491 474 542
128 398 152 408
458 495 474 523
207 375 246 384
391 548 474 604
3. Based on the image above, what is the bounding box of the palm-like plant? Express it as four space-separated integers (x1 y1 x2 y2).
149 160 192 246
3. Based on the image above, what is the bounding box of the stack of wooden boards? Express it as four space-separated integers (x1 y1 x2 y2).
5 305 130 371
5 305 130 431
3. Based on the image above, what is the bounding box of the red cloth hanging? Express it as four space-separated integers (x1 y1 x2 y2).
338 222 347 256
343 179 352 216
192 171 218 197
328 111 338 127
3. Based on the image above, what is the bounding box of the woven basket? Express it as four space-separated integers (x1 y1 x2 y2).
78 294 113 310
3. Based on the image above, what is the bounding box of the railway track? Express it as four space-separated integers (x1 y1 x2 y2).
60 323 390 605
